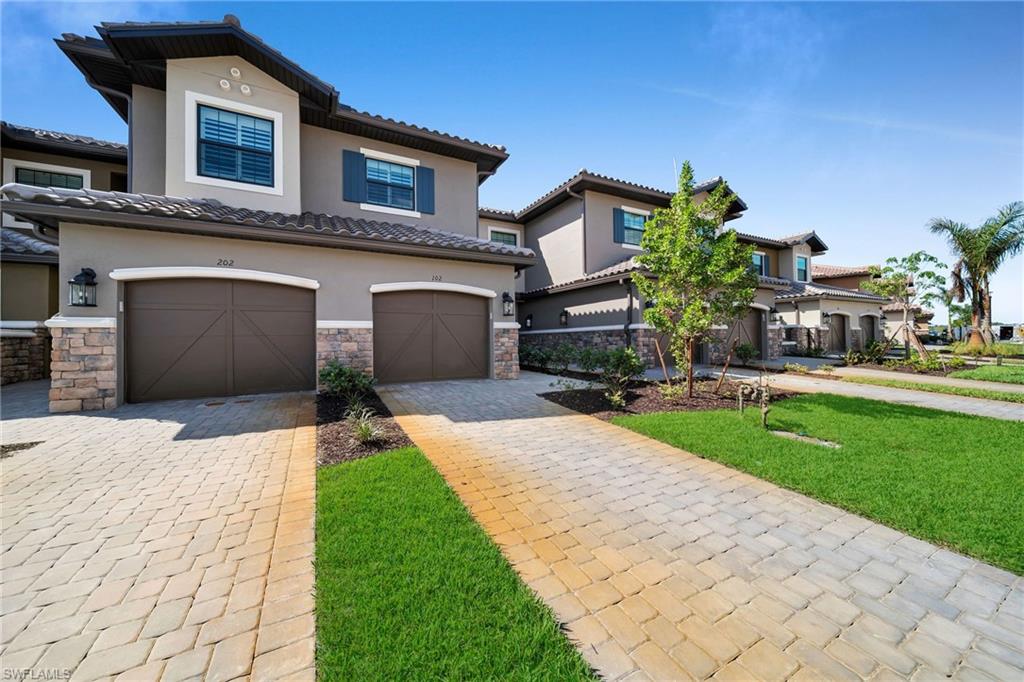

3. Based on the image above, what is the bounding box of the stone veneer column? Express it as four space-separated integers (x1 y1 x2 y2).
493 326 519 380
49 327 116 412
1 325 50 385
316 327 373 381
851 328 863 352
767 326 784 360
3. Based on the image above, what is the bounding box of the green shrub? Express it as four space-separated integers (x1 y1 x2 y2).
862 340 887 363
784 362 809 374
596 347 645 404
735 343 759 366
950 341 1024 358
519 345 552 369
576 347 601 374
548 342 577 375
347 407 383 444
843 349 864 366
803 345 826 358
820 364 836 374
320 361 375 400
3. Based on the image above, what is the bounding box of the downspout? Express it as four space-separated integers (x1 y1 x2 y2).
476 169 496 239
86 78 133 192
622 278 634 347
566 184 585 275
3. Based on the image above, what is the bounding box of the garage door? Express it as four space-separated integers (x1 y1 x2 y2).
125 279 315 402
726 308 764 360
373 290 488 383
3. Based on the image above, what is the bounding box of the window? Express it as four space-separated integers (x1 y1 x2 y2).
752 253 767 276
796 256 809 282
197 104 274 187
489 229 518 247
15 167 84 189
366 159 415 210
623 211 646 246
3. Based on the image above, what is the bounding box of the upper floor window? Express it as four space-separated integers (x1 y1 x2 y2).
366 159 415 210
15 167 84 189
796 256 809 282
622 211 646 246
197 104 274 187
752 252 768 276
489 229 518 247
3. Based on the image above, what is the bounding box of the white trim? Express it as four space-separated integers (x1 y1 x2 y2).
520 323 652 335
0 320 45 329
859 312 883 319
621 205 651 216
359 203 422 219
494 322 520 329
184 90 285 196
317 320 372 329
109 267 320 290
0 330 39 338
359 147 421 167
369 281 497 298
45 316 117 328
621 243 643 251
750 303 771 311
3 158 93 228
487 226 521 247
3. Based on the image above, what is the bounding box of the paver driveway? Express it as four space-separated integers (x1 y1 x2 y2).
1 381 316 681
380 372 1024 681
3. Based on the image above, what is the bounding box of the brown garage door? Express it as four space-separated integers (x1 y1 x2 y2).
726 308 764 360
125 279 315 402
373 290 488 383
829 314 847 352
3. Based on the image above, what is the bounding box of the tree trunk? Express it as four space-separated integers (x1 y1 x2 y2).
687 337 695 398
902 306 911 359
981 287 995 346
968 289 985 348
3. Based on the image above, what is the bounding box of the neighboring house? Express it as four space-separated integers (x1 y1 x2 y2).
1 121 128 384
810 263 929 345
1 16 533 412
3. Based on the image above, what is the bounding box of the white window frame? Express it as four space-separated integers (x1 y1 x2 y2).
796 255 810 282
620 205 650 250
752 250 768 276
3 158 93 228
487 225 521 247
184 90 285 196
359 147 422 218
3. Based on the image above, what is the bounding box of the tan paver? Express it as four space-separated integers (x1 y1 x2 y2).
0 382 315 681
380 372 1024 681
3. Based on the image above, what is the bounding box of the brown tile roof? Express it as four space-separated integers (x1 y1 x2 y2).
1 228 59 263
1 121 127 162
0 184 534 266
776 280 887 303
812 263 875 279
478 207 520 222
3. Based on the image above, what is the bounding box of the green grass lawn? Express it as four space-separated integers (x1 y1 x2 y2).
316 447 595 681
949 364 1024 385
613 395 1024 573
840 376 1024 403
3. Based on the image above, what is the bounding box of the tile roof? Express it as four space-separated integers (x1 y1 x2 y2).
2 121 126 152
1 121 127 162
737 230 829 253
0 184 534 265
478 207 519 221
776 280 887 302
1 228 59 262
812 263 874 278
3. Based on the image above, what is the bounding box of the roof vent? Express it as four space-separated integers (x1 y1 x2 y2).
223 14 241 27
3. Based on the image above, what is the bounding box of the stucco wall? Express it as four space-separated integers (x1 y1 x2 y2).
2 148 126 191
747 245 782 278
523 198 584 291
779 243 813 282
131 85 166 195
520 281 636 330
583 191 660 275
776 298 883 331
57 223 518 322
301 124 480 235
815 274 869 290
164 56 302 214
1 262 57 321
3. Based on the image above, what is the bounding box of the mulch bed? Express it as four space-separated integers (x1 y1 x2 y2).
540 379 796 421
316 391 413 467
0 442 42 459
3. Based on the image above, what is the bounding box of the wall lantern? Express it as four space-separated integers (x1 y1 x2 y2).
880 312 887 321
524 314 533 330
821 311 832 324
769 307 781 323
502 292 515 317
68 268 98 307
559 309 569 326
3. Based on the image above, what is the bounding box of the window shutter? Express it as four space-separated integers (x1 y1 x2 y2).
342 150 366 203
416 166 435 214
763 254 770 276
613 208 625 243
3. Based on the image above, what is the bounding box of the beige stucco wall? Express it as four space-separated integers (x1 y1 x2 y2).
815 274 869 290
131 85 166 195
1 148 126 192
583 191 660 276
748 245 782 278
520 281 636 330
778 243 813 282
480 217 526 292
164 56 302 214
776 298 883 330
523 198 584 291
301 125 480 235
1 262 57 321
57 223 518 323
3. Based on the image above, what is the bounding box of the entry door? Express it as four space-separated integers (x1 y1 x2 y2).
125 279 315 402
861 316 875 344
829 315 847 352
373 291 489 383
728 308 764 360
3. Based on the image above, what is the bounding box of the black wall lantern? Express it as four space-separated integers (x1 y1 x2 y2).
68 268 98 307
524 314 533 330
559 309 569 326
501 292 515 317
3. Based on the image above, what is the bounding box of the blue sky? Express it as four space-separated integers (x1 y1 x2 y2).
2 2 1021 322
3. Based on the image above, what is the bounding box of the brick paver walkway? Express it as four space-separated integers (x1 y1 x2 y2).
1 383 316 681
381 372 1024 681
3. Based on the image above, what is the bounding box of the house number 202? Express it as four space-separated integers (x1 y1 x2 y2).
431 275 442 281
217 259 235 267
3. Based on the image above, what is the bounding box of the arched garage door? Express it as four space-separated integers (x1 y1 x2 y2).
125 279 315 402
373 290 488 383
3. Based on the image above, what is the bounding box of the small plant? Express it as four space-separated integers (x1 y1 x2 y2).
820 364 836 374
347 407 382 444
862 340 887 364
659 382 689 401
548 343 577 375
735 342 759 366
320 361 376 401
803 345 826 358
783 362 809 374
598 347 645 399
843 349 864 366
606 390 627 410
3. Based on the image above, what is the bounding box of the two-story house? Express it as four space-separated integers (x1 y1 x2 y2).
0 16 534 412
1 121 127 385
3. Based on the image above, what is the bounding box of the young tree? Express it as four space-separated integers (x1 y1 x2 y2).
632 162 757 397
863 251 946 359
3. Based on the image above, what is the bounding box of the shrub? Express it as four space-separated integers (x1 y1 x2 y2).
548 342 577 375
320 361 375 400
576 347 601 374
803 345 826 358
843 349 864 366
659 382 688 401
862 340 887 364
519 345 552 369
820 364 836 374
347 407 383 444
596 347 645 405
784 362 809 374
947 356 966 369
949 341 1024 358
735 343 759 366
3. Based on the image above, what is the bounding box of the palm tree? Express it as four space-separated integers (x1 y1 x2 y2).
929 202 1023 347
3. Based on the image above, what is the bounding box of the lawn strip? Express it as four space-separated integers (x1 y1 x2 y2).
949 364 1024 385
612 394 1024 573
316 446 596 680
840 376 1024 403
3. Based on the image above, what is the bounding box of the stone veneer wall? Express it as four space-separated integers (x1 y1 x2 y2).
316 328 373 380
1 328 50 385
794 327 827 355
493 327 519 380
520 328 658 367
49 327 116 412
767 326 784 360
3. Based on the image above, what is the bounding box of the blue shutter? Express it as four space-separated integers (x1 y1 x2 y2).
416 166 435 214
613 208 625 243
342 150 366 203
763 254 770 276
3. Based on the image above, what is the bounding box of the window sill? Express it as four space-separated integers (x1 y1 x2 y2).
620 243 643 251
360 203 422 219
